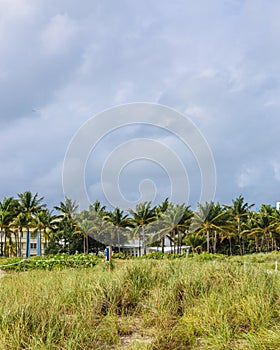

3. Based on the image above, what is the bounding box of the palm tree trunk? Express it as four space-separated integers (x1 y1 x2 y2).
14 233 18 257
229 236 232 256
0 232 3 256
254 235 258 253
266 232 269 253
172 229 176 254
238 220 242 255
242 237 245 255
138 231 141 257
260 235 264 252
142 226 146 255
117 228 121 253
161 236 165 253
177 231 182 254
4 232 7 257
9 236 13 257
19 229 22 257
206 228 210 253
213 230 217 254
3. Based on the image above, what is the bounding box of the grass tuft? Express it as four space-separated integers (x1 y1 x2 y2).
0 254 279 349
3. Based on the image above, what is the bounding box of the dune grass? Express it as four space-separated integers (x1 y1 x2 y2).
0 257 279 349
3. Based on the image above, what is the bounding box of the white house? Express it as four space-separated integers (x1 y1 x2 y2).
119 237 190 256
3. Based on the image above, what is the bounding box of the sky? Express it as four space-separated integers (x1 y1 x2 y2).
0 0 280 211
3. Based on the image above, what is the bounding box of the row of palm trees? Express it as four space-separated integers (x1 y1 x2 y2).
0 191 280 257
77 196 280 255
0 192 78 257
75 196 280 256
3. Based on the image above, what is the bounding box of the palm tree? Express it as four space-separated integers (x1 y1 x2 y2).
72 202 109 250
76 218 91 253
18 191 45 257
54 198 79 254
54 197 78 220
18 191 45 214
129 202 157 256
249 205 274 253
225 196 254 255
0 204 12 256
89 200 106 215
103 207 133 252
270 208 280 250
153 203 193 253
177 205 193 253
87 211 110 246
0 197 19 256
191 202 225 253
11 212 29 257
32 210 56 256
155 198 170 252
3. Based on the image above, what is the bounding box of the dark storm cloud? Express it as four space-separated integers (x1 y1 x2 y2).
0 0 280 208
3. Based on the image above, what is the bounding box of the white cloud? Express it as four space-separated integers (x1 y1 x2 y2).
0 0 36 23
272 161 280 182
236 165 263 189
40 14 80 56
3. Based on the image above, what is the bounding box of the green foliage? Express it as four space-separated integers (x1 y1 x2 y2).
0 253 101 271
112 252 132 259
1 192 280 259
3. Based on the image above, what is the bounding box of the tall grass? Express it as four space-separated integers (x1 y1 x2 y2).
0 259 279 349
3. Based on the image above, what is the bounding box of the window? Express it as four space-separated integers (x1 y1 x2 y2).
30 243 37 249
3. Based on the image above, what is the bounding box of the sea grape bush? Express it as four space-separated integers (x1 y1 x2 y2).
0 253 101 271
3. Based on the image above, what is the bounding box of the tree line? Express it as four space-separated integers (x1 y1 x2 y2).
0 191 279 257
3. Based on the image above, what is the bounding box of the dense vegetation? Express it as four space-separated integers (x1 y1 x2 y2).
0 191 280 257
0 256 279 349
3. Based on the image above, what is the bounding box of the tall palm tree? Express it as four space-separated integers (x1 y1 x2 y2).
87 210 111 246
153 203 193 253
241 212 259 253
0 197 19 256
11 212 29 257
54 197 78 220
249 205 274 253
129 202 157 256
191 202 225 253
54 198 79 254
32 210 56 256
270 208 280 250
76 218 91 253
225 196 254 255
155 198 170 252
89 200 106 216
0 204 12 256
18 191 45 257
103 207 133 252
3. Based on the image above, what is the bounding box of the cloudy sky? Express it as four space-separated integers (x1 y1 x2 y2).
0 0 280 210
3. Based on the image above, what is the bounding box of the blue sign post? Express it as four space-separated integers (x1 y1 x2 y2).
105 247 112 262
